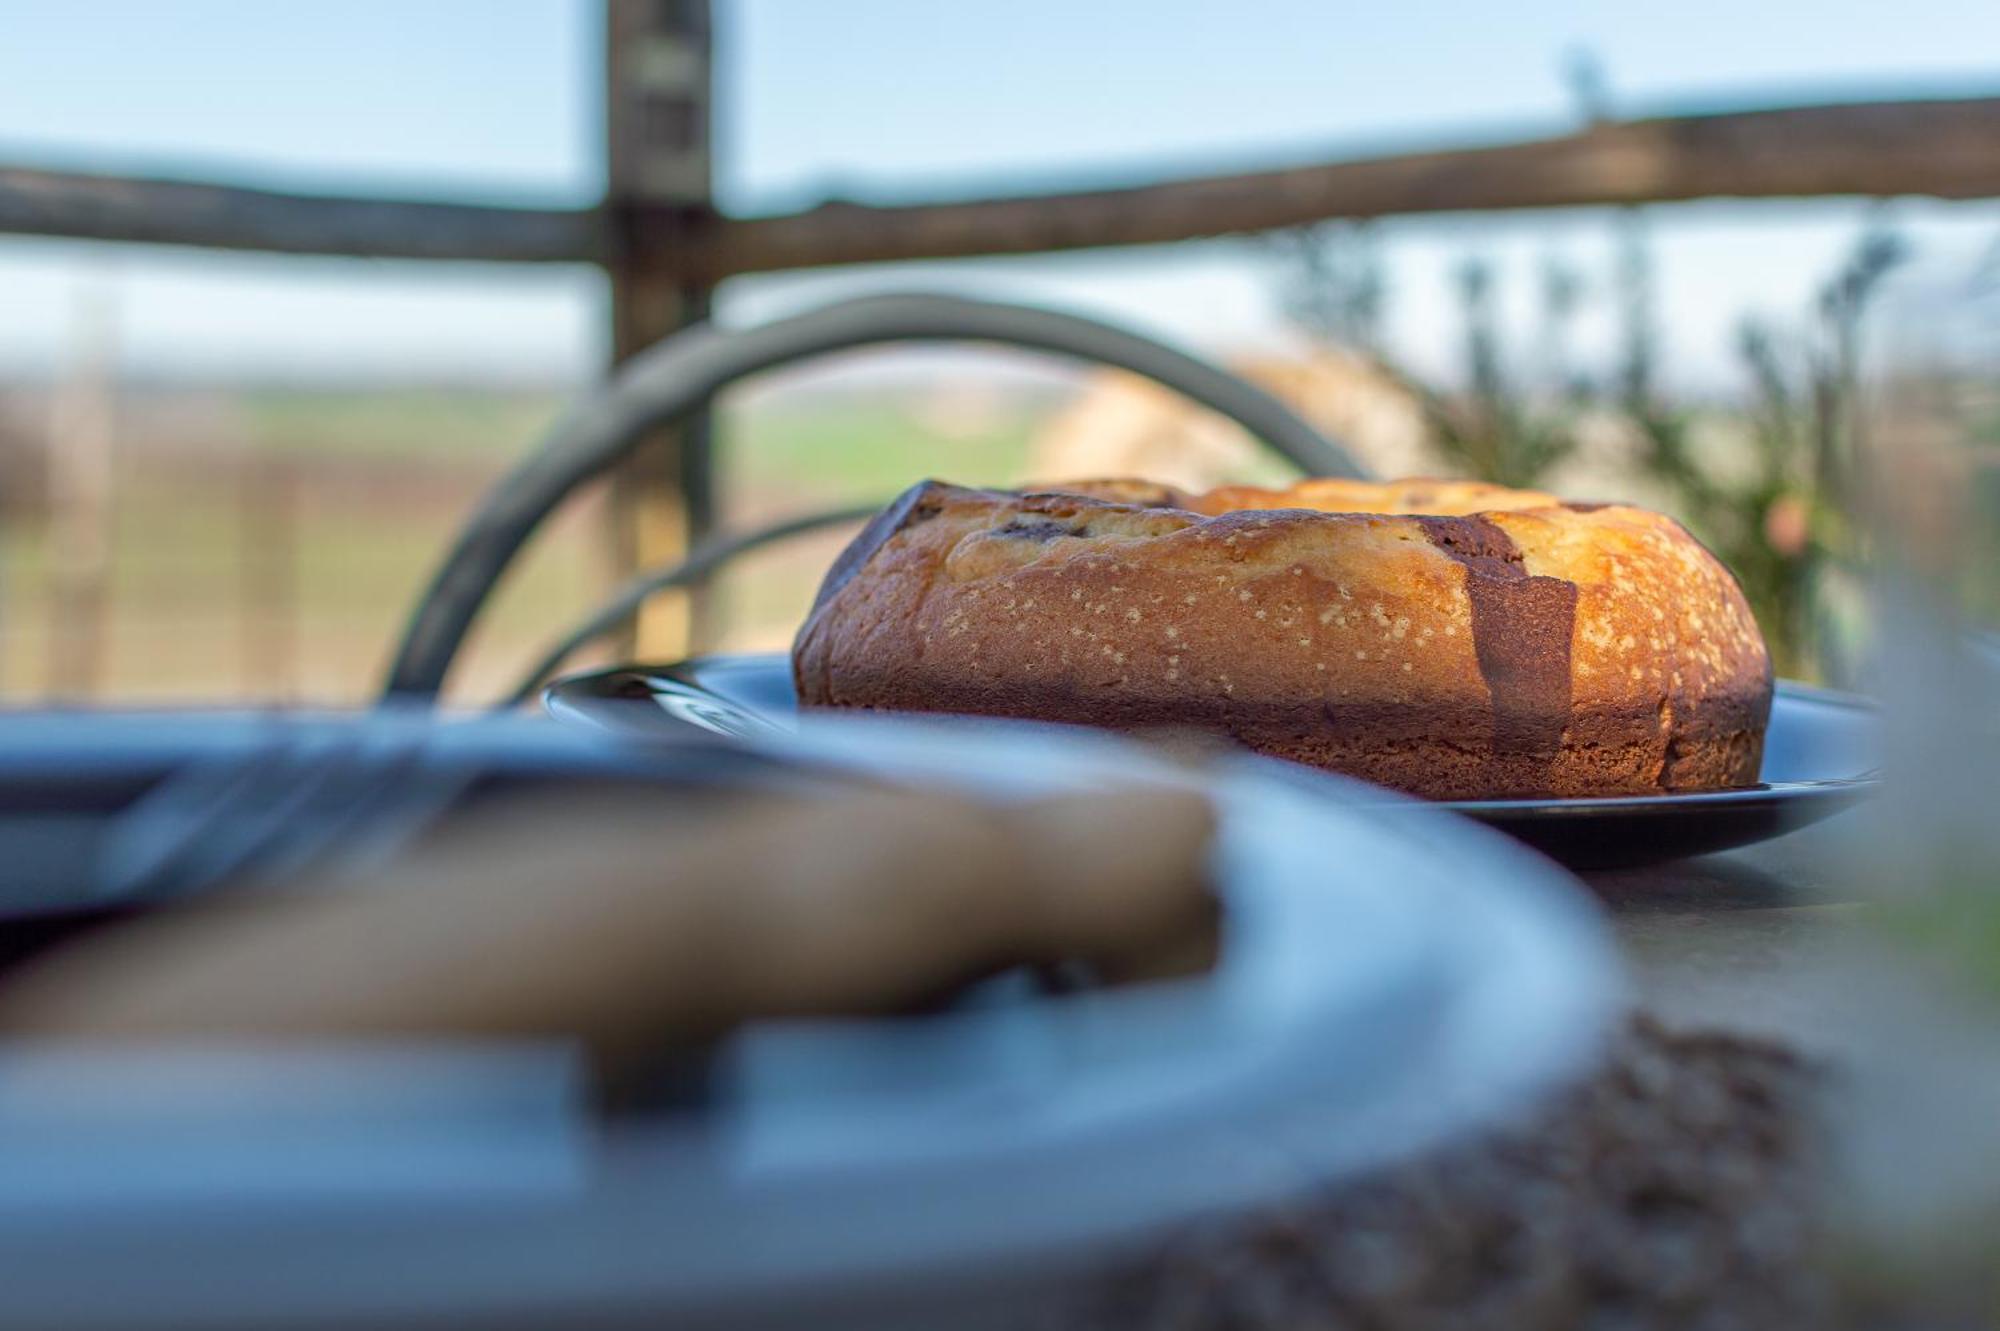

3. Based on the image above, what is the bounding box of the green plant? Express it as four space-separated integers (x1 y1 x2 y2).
1276 210 1907 681
1275 225 1587 490
1421 255 1586 489
1274 220 1387 354
1614 214 1904 678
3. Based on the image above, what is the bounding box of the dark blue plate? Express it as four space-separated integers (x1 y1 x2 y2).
546 654 1879 870
0 709 813 957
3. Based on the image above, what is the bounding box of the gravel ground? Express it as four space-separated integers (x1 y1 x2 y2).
1087 1015 1826 1331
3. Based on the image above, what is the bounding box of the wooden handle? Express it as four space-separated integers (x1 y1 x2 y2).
0 785 1217 1082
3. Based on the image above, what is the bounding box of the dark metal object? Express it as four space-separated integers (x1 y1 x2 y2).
545 656 1880 870
382 293 1362 701
0 710 819 960
94 727 477 904
498 502 883 710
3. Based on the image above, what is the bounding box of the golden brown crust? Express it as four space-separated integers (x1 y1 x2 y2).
792 477 1773 799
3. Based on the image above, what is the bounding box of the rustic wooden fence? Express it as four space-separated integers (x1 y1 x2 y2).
3 0 1997 672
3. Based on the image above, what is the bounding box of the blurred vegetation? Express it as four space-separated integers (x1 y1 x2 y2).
1278 223 1593 490
1278 212 1909 680
718 397 1041 502
1631 217 1904 683
233 386 566 460
0 383 1050 703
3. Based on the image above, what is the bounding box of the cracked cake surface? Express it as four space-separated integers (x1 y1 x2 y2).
793 477 1772 800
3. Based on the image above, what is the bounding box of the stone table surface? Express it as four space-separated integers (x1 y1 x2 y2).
1583 807 1870 1051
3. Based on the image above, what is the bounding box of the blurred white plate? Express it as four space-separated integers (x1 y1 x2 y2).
0 714 1619 1330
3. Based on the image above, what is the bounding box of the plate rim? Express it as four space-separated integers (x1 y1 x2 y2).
546 652 1881 818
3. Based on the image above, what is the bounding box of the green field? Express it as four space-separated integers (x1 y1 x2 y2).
0 383 1063 705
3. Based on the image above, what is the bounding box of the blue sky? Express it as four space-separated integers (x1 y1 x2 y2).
1 0 1997 385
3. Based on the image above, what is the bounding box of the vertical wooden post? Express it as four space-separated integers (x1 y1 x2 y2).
238 448 299 701
604 0 715 657
42 283 118 701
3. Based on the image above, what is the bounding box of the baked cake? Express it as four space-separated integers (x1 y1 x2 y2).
792 478 1772 800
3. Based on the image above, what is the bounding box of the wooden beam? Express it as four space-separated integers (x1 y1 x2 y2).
675 96 2000 279
0 165 596 263
604 0 716 658
7 96 1995 279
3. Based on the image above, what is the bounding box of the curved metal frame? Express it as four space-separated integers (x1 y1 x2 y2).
383 291 1360 700
496 503 882 709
